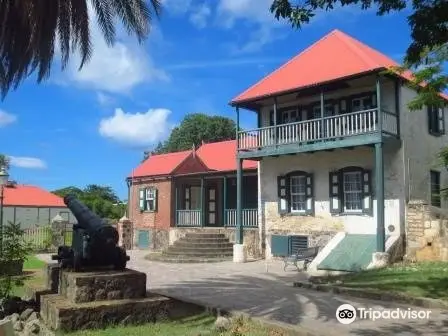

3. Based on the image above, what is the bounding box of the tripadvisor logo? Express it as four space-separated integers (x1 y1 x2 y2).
336 304 432 324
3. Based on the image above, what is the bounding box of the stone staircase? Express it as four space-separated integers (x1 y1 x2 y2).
147 233 234 263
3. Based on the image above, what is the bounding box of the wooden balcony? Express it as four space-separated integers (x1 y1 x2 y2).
237 108 399 157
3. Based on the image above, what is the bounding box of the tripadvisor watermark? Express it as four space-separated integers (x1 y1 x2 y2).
336 304 432 325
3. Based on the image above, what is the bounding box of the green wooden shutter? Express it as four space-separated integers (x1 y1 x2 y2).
139 188 145 211
438 107 445 134
329 172 342 214
305 173 314 215
362 170 373 215
277 175 289 214
153 188 158 212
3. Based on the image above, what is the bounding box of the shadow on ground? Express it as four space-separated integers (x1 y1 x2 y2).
150 272 448 335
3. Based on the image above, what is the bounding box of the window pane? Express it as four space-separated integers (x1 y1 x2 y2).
430 171 441 207
343 171 362 211
290 175 307 212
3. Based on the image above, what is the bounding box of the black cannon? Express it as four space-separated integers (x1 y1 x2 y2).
52 194 130 271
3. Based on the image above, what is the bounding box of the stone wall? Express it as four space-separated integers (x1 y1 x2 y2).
169 227 262 259
405 200 448 261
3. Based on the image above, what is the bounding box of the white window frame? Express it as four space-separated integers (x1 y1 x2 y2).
145 188 156 211
342 171 363 213
289 175 307 213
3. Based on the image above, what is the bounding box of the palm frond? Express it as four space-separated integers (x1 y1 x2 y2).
0 0 162 99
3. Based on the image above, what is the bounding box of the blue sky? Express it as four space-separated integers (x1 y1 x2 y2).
0 0 415 199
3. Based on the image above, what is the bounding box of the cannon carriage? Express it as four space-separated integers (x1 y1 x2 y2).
52 194 130 271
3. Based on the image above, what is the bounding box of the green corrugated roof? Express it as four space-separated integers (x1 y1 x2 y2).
317 234 379 272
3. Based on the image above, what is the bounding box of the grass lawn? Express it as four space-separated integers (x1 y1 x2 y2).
10 255 46 297
326 261 448 300
63 314 294 336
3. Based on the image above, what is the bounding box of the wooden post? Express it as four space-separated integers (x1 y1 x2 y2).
375 142 385 252
223 176 227 226
200 177 204 227
236 106 240 149
174 182 178 227
236 159 243 244
320 90 324 139
376 75 383 134
273 97 278 145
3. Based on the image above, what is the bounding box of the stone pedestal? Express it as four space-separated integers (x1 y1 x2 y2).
51 215 68 248
38 267 203 332
233 244 247 263
59 269 146 303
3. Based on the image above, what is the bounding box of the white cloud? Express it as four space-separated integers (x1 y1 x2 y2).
161 0 193 14
59 5 168 94
99 108 173 147
96 92 115 106
189 3 212 29
9 156 47 169
0 110 17 127
165 56 283 70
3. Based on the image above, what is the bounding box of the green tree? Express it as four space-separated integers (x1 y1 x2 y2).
52 184 124 220
0 0 162 98
0 154 10 170
153 113 237 154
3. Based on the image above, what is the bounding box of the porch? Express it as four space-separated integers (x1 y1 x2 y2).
174 174 258 228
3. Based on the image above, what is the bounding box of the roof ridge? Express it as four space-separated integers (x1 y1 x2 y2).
231 29 340 103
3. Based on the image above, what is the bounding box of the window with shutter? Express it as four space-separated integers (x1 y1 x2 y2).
330 167 373 215
430 170 441 207
428 105 445 135
144 187 157 211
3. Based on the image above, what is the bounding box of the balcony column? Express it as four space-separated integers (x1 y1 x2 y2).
273 97 278 145
174 181 178 226
320 90 325 139
376 75 383 135
200 177 204 227
223 176 227 226
235 106 240 145
234 158 247 262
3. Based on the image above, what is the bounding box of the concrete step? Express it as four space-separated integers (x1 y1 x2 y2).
165 246 233 254
163 250 233 257
179 237 231 244
173 241 234 249
184 233 226 239
146 253 232 263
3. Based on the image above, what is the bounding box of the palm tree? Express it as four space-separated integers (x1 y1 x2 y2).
0 0 161 98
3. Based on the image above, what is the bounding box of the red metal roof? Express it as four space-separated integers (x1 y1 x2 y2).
196 140 257 172
231 29 447 104
3 184 65 207
129 140 257 178
130 150 193 178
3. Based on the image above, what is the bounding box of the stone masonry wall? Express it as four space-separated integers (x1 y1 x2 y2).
406 200 448 261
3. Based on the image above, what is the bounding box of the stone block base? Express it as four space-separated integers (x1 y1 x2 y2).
40 292 204 332
233 244 247 263
60 269 146 304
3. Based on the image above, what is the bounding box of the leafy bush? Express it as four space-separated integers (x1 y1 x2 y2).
0 221 33 299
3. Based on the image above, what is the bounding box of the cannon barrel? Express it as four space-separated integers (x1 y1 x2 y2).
64 194 118 246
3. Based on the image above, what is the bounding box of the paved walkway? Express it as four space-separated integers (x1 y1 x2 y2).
37 251 448 335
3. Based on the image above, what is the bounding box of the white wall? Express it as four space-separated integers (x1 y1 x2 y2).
259 146 404 238
400 86 448 207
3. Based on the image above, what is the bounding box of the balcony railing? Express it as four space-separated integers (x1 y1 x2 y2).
176 210 202 227
238 108 398 150
224 209 258 227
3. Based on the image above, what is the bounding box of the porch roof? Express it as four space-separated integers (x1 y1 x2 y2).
230 29 448 106
129 140 257 179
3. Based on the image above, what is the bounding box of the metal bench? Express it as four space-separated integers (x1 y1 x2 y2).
283 246 319 271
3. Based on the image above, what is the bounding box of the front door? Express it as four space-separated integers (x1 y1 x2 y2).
205 186 218 227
